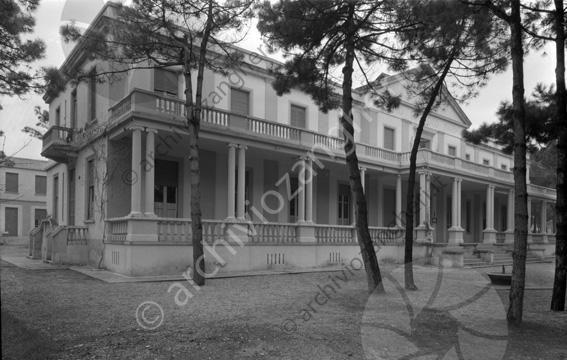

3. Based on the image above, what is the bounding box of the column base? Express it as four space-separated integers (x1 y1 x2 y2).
128 211 143 218
482 229 497 244
144 212 157 218
415 224 435 243
447 227 465 244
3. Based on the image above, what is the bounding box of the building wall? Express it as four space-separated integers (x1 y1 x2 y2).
1 158 48 236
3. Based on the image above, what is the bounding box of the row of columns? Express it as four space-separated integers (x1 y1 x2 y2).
130 126 157 217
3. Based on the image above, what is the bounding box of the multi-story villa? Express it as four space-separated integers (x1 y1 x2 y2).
38 2 556 276
1 157 49 239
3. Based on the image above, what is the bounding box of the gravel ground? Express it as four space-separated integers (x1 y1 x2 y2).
1 244 566 359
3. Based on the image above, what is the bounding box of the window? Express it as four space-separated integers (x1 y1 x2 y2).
5 172 18 193
383 127 395 150
419 139 430 149
87 160 95 220
71 90 77 128
338 183 351 225
154 68 178 97
483 159 490 166
53 175 59 221
4 208 18 236
501 164 507 171
290 104 306 129
35 175 47 195
34 209 47 227
88 68 97 121
465 153 471 161
68 168 75 226
230 88 250 117
448 146 457 157
55 106 61 126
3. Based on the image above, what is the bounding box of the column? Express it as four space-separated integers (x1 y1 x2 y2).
130 127 142 216
144 129 157 217
483 184 497 243
451 177 459 229
527 197 532 233
425 173 431 223
457 178 463 229
396 174 402 228
505 189 515 243
448 177 464 244
237 145 247 220
305 158 313 223
298 157 306 223
419 171 426 226
226 143 237 220
360 167 366 193
541 200 548 243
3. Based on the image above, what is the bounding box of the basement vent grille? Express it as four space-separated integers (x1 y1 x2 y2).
112 251 120 265
330 252 341 264
267 253 285 265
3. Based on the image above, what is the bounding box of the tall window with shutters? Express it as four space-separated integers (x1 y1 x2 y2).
383 127 395 150
338 183 351 225
154 68 178 97
86 159 95 220
88 67 97 121
290 104 306 129
70 90 77 128
230 88 250 121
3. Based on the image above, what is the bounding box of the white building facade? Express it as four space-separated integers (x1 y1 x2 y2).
39 3 556 276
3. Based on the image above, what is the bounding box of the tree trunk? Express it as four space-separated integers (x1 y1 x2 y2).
551 0 566 312
507 0 529 325
404 59 454 291
184 47 205 286
342 4 384 294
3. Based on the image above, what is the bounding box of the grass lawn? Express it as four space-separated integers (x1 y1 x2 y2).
1 244 566 359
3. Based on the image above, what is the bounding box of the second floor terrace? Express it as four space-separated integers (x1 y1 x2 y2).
41 88 556 199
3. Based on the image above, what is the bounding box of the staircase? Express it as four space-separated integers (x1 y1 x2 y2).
464 245 545 268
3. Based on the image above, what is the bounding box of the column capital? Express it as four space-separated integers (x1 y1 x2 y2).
226 143 238 149
359 167 367 172
126 125 145 132
144 128 158 134
238 145 248 150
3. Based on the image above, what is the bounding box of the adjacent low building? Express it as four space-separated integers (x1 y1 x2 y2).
38 2 556 276
1 157 49 239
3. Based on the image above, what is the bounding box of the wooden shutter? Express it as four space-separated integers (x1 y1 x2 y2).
383 127 395 150
6 173 18 193
35 175 47 195
290 105 306 129
230 88 249 116
154 69 178 96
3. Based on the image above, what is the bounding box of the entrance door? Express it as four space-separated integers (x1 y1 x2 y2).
154 160 179 218
5 208 18 236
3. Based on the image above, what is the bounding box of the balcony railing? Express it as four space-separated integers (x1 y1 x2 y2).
106 89 555 188
41 126 80 162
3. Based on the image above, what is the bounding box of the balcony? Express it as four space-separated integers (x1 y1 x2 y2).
41 126 79 163
106 89 553 190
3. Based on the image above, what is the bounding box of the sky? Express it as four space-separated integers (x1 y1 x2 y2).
0 0 558 161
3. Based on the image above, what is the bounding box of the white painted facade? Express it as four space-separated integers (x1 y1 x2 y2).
38 2 557 275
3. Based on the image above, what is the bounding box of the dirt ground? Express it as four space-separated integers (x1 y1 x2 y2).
1 244 566 359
